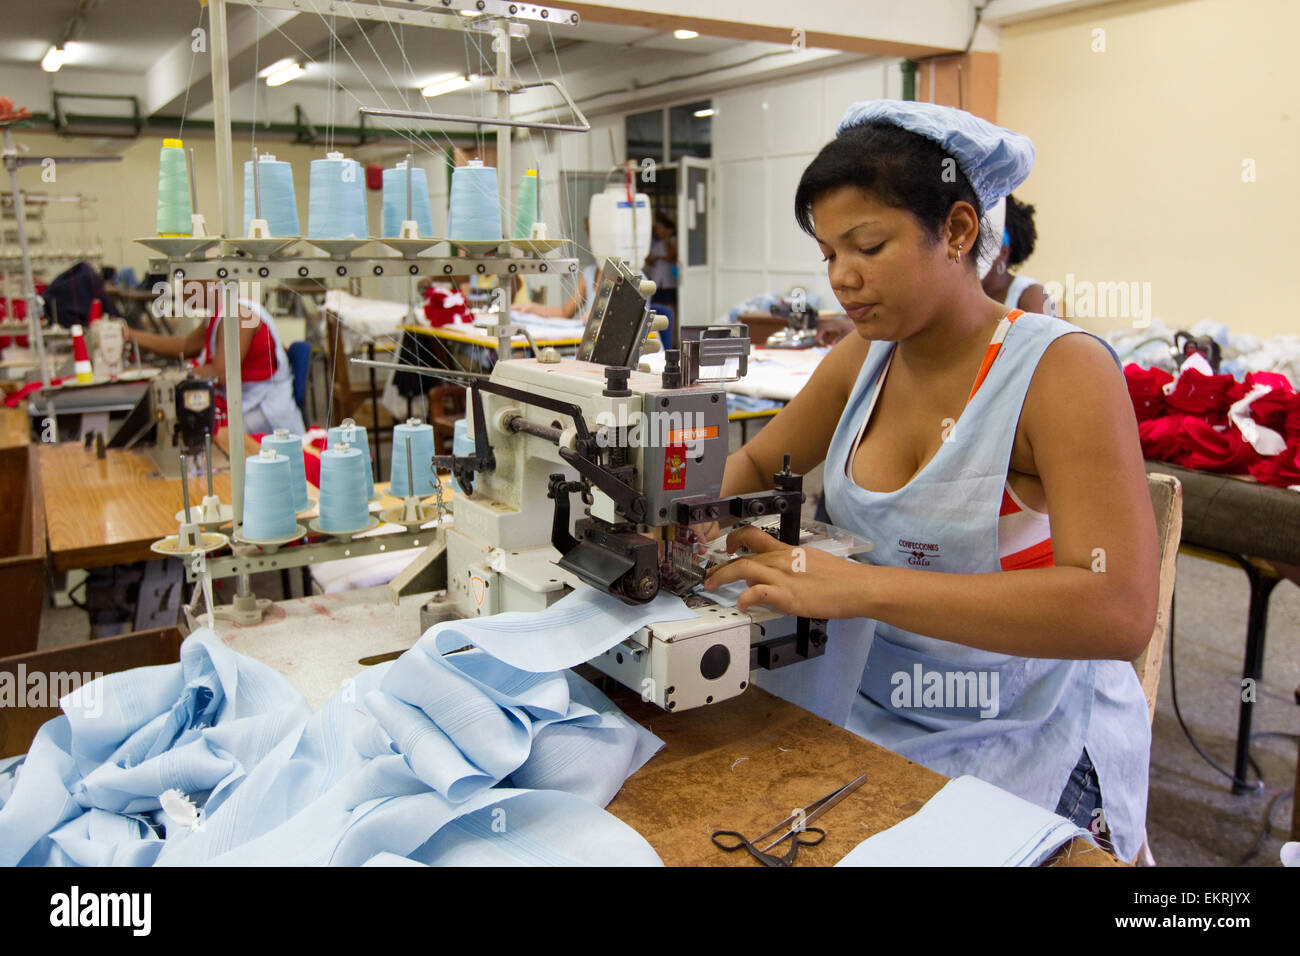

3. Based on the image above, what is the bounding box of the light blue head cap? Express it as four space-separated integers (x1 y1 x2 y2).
835 99 1035 211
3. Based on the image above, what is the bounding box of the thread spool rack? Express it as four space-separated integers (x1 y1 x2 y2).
140 0 587 625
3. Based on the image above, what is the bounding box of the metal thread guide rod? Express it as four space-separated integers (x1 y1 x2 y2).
399 433 424 524
187 145 207 238
180 453 192 522
406 434 415 494
205 431 215 499
188 146 200 212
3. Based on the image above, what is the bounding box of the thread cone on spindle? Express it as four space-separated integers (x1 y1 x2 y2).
308 152 368 240
71 324 93 384
318 443 369 534
390 420 436 497
242 153 300 237
156 138 193 237
448 160 501 241
261 428 309 513
327 420 374 499
242 449 297 541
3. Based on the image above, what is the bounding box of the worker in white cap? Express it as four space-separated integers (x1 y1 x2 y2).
705 99 1156 861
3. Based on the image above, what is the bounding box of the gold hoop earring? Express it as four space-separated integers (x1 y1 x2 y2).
954 243 963 263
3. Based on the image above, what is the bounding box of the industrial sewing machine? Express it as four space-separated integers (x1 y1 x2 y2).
108 368 223 479
420 258 870 712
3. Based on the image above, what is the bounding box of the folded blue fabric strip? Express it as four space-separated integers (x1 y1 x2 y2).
0 587 689 866
834 774 1097 867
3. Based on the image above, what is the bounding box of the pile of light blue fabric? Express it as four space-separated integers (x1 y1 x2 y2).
0 590 691 866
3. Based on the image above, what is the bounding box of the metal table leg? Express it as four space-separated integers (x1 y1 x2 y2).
1230 556 1283 794
367 342 381 482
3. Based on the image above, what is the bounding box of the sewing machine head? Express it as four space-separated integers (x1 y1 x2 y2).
432 258 854 712
107 366 216 479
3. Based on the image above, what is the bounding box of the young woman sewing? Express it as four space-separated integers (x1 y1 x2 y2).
703 101 1157 860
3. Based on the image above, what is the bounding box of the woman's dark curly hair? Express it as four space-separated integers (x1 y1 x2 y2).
1003 193 1038 268
794 121 997 268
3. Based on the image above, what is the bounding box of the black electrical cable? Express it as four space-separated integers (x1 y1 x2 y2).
1167 593 1265 792
1232 787 1295 867
65 577 89 612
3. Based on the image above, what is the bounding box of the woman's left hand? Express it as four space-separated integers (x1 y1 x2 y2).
703 523 870 619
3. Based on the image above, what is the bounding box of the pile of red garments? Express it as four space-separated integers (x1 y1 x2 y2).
1125 362 1300 487
421 285 472 328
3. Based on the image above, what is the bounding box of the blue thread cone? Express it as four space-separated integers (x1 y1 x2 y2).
243 154 300 236
308 152 368 239
381 163 434 238
261 429 309 513
328 421 374 499
318 444 370 533
448 160 501 241
243 450 297 540
391 420 436 497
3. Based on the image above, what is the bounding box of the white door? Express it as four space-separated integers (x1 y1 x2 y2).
676 156 713 335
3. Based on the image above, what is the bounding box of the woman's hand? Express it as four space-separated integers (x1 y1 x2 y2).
702 523 870 618
513 302 548 316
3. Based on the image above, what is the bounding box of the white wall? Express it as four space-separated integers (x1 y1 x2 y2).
999 0 1300 338
712 58 902 319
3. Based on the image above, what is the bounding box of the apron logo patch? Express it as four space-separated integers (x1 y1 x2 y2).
898 538 941 567
890 663 1000 718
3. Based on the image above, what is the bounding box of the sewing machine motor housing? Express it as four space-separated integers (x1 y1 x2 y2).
108 368 217 479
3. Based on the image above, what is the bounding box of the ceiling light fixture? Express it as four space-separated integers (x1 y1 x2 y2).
265 62 305 87
421 74 474 97
673 29 699 40
258 58 297 79
41 45 67 73
693 108 715 118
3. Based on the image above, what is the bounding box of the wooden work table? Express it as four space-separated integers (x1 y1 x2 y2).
40 428 257 572
604 681 1117 867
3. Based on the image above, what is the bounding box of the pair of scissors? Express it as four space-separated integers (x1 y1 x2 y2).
711 773 868 867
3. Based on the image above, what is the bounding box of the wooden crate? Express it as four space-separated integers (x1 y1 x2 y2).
0 445 45 658
0 625 182 758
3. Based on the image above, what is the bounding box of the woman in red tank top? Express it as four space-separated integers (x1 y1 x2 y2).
124 283 275 380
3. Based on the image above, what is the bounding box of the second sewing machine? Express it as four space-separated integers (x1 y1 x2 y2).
393 260 869 713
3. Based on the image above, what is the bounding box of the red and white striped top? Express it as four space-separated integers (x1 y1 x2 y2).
848 309 1054 571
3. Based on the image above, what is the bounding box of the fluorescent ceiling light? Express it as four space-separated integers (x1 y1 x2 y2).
41 45 67 73
265 62 305 87
693 108 714 118
421 74 474 97
673 29 699 40
258 58 297 79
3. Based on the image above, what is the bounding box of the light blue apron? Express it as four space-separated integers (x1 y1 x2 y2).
758 312 1150 860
